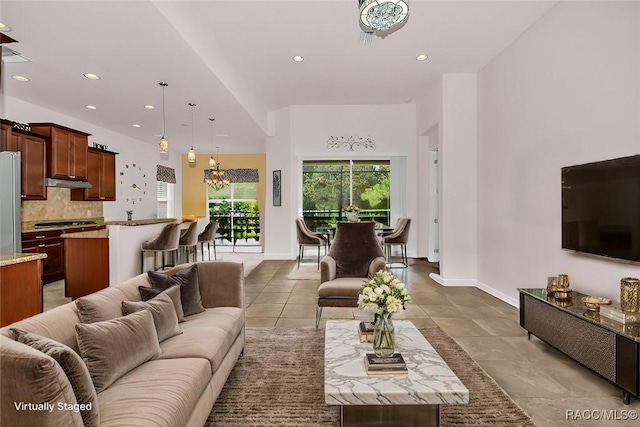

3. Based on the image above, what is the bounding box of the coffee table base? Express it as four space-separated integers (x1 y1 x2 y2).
341 404 440 427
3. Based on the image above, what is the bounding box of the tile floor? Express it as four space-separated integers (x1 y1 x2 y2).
44 252 640 426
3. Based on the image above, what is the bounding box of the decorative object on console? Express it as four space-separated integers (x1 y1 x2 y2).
358 270 411 357
327 135 376 151
600 303 640 325
359 0 409 38
620 277 640 313
126 210 133 221
158 82 169 153
581 296 611 312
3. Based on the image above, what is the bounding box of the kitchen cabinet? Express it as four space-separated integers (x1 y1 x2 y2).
22 225 105 284
1 121 17 151
30 122 90 181
71 148 117 201
0 256 45 327
1 120 48 200
62 230 109 299
22 230 65 284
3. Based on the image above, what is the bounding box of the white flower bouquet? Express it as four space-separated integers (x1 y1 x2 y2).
357 270 411 315
344 205 360 213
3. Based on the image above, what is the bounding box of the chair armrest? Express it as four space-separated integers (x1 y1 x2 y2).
196 261 244 309
368 257 387 278
320 256 337 283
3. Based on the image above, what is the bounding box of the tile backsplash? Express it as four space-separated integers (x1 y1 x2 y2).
21 187 103 222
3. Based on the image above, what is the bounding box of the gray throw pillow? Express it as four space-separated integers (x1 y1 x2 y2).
122 292 182 342
11 328 100 427
75 309 161 393
75 290 126 323
138 284 185 322
147 264 205 316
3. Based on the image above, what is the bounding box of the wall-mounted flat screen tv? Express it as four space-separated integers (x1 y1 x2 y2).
562 155 640 263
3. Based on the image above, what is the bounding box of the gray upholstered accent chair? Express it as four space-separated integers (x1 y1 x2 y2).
295 217 328 269
140 223 181 272
198 220 218 261
316 221 386 328
179 221 199 263
381 218 411 267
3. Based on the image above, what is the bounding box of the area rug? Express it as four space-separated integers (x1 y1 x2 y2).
206 327 536 427
286 263 321 280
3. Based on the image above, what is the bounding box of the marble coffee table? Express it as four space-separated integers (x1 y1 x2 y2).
324 320 469 427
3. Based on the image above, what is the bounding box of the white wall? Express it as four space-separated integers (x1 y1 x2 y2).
477 1 640 304
4 96 182 221
264 104 418 259
438 74 478 285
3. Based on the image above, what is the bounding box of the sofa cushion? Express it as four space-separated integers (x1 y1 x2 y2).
148 264 206 316
75 288 130 323
138 284 185 322
10 329 100 427
122 292 182 342
0 335 84 427
97 358 210 427
75 309 162 393
158 307 244 372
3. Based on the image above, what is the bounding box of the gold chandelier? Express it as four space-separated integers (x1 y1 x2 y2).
204 119 229 190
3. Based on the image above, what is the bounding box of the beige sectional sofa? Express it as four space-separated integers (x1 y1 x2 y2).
0 261 245 427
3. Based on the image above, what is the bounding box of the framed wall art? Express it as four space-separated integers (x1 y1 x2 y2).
273 170 281 206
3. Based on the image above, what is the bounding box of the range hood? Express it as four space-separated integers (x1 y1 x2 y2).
45 178 92 189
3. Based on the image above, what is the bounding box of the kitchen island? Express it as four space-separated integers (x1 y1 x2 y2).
0 253 47 326
105 218 179 283
61 229 110 299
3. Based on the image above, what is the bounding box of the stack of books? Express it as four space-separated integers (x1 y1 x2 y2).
600 304 640 325
358 321 374 343
364 353 408 376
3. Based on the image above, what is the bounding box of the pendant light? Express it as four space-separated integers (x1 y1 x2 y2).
158 82 169 153
208 118 217 168
204 117 230 190
187 102 196 163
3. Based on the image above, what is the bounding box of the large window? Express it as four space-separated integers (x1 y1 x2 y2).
157 181 174 218
302 160 390 230
207 183 260 247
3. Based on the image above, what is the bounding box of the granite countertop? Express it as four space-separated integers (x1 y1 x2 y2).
0 253 48 267
61 229 109 239
105 218 177 226
22 217 105 232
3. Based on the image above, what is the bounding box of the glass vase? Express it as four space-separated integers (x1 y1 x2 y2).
373 312 395 357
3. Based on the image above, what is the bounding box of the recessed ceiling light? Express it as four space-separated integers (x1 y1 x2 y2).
83 73 101 80
416 54 429 61
216 134 230 138
144 104 155 110
292 55 304 62
12 75 29 82
132 124 141 128
0 22 11 32
85 105 97 110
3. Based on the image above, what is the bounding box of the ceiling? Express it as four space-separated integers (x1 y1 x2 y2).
0 0 557 154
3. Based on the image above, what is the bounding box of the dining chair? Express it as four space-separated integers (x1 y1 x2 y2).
381 218 411 268
295 218 328 269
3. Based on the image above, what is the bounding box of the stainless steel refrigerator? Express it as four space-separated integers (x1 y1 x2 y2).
0 151 22 254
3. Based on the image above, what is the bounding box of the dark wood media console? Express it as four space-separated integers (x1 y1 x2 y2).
519 289 639 404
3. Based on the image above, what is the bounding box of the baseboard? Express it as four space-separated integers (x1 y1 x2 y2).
262 253 297 260
429 274 519 308
476 281 519 308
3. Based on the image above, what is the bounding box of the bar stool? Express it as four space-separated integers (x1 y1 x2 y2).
198 220 218 261
141 223 181 272
179 221 198 263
